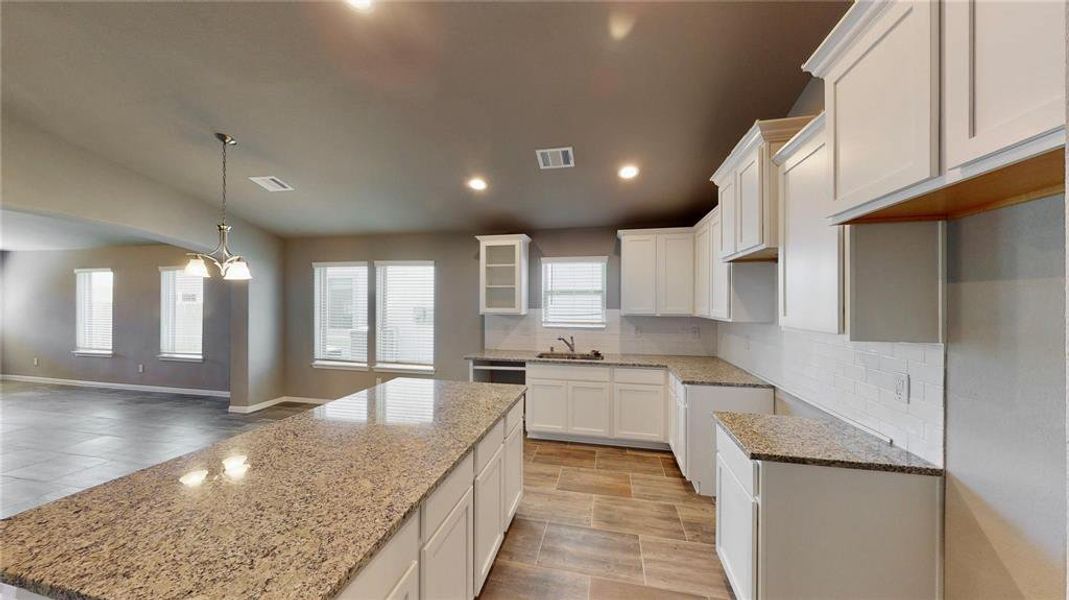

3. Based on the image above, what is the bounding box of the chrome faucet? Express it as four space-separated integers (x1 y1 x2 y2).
557 336 576 353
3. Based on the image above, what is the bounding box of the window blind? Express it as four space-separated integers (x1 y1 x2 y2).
160 268 204 357
314 262 369 364
75 269 113 352
542 257 607 327
376 262 435 368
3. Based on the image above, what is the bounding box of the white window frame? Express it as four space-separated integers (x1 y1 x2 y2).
74 268 114 357
313 261 370 370
541 256 608 329
374 260 435 373
158 266 205 362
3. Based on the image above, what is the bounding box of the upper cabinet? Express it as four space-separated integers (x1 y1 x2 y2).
476 234 530 315
619 228 694 316
804 0 1065 224
696 207 776 324
711 116 814 261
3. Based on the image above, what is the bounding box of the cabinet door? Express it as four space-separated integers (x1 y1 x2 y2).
710 211 731 320
657 233 694 315
567 382 612 438
385 561 419 600
422 488 474 600
693 222 712 318
779 120 842 334
716 457 756 600
525 379 567 433
620 235 658 315
667 385 678 455
474 445 504 594
613 384 665 442
503 423 524 526
481 241 521 315
718 176 737 258
944 0 1065 168
735 150 764 254
673 393 688 478
823 0 938 214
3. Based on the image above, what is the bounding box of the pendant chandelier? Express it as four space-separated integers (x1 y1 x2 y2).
185 133 252 281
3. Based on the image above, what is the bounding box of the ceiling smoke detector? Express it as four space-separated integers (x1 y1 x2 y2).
249 176 295 192
535 147 575 170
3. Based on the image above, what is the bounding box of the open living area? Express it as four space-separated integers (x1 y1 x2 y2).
1 2 1067 599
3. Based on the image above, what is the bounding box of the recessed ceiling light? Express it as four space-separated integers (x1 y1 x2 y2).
346 0 373 12
618 164 640 180
467 177 488 191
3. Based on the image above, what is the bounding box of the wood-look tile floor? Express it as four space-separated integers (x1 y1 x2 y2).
480 437 735 600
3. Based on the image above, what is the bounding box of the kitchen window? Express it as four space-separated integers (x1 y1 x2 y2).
541 257 608 328
313 262 369 368
375 261 435 372
74 268 114 356
159 267 204 361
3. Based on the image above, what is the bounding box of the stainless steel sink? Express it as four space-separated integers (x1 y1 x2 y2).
536 351 604 360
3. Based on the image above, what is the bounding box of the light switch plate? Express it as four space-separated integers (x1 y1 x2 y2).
894 372 910 403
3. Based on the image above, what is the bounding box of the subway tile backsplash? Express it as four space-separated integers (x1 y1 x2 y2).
484 309 718 356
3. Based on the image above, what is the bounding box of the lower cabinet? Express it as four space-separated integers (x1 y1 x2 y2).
715 456 757 600
613 383 665 442
669 380 688 478
685 385 774 496
567 381 612 438
474 444 505 594
525 379 567 432
422 488 474 600
337 512 421 600
503 422 524 526
386 561 420 600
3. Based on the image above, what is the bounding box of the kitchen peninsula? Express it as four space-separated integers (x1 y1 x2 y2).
0 378 526 600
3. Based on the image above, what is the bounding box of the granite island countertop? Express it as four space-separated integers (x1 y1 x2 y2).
0 378 526 600
466 349 771 388
714 412 943 476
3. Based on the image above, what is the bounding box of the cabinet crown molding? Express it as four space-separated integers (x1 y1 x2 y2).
694 205 720 230
772 113 827 167
475 233 531 242
710 116 816 185
801 0 896 76
617 227 694 238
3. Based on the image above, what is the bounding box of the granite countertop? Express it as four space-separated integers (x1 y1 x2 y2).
466 349 771 388
0 378 526 600
713 412 943 476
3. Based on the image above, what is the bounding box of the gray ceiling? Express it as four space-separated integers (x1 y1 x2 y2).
2 1 847 237
1 210 152 251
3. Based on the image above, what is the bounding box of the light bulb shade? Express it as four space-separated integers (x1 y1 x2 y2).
223 258 252 281
185 256 210 277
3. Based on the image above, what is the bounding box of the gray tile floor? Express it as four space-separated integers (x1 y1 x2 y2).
0 381 310 518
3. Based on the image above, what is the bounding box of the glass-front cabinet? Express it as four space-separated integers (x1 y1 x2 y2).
476 234 530 315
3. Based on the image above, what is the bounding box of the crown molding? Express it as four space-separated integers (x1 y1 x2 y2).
802 0 896 77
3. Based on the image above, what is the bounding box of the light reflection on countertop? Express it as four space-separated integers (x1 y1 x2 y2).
1 378 526 600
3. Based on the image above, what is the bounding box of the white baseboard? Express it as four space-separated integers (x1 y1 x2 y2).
227 396 329 414
526 431 670 451
0 374 230 398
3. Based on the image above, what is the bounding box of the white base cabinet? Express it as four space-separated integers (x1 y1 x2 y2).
715 425 942 600
422 488 474 600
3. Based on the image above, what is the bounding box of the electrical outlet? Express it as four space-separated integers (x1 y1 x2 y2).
894 372 910 403
33 357 39 367
138 364 144 374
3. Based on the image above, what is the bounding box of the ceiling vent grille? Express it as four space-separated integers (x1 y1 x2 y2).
249 176 295 192
536 147 575 170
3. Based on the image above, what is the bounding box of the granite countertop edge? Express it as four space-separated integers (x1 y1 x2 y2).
464 352 772 389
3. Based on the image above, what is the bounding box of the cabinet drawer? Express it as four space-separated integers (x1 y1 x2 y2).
475 419 505 474
613 367 666 386
506 398 524 434
422 452 474 541
716 424 757 497
337 511 419 599
526 363 611 382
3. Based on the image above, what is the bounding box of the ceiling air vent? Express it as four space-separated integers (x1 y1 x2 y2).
248 176 295 192
536 147 575 170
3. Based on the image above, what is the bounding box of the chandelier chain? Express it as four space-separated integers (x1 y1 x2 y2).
221 140 228 226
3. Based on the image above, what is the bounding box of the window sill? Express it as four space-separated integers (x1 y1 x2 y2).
373 363 435 375
72 350 113 358
312 360 369 371
540 323 607 330
158 354 203 363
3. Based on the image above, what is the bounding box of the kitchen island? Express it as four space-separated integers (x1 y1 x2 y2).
0 378 526 600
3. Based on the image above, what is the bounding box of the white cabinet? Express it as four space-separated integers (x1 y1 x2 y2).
619 234 658 315
385 561 419 600
567 382 612 438
503 421 523 526
710 117 813 261
525 379 567 433
774 114 842 334
804 0 939 216
716 456 757 600
618 228 693 316
421 487 474 600
701 206 776 324
474 444 504 594
668 376 688 478
477 234 530 315
944 0 1064 169
337 513 420 600
684 385 774 496
692 217 712 318
612 383 665 443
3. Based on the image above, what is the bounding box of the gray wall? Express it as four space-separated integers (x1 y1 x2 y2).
528 227 622 309
1 245 230 391
3 114 284 408
945 195 1066 598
